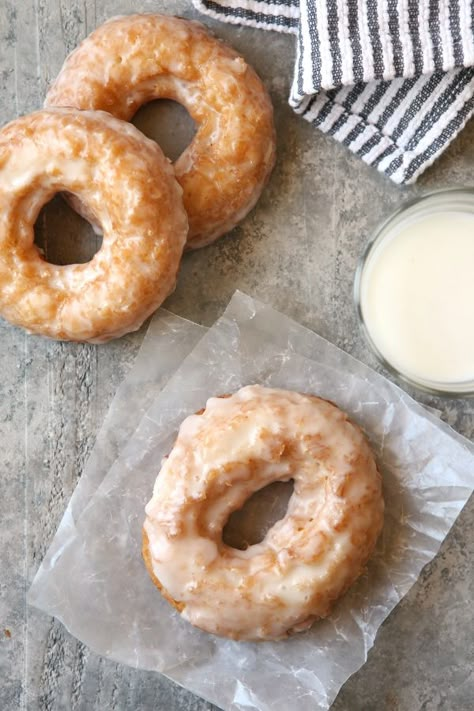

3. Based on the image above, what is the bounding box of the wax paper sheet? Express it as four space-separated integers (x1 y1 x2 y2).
29 291 474 711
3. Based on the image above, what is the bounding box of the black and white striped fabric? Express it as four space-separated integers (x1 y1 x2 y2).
193 0 474 183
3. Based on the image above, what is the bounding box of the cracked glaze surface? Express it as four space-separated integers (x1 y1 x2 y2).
45 13 276 249
143 385 384 641
0 108 187 343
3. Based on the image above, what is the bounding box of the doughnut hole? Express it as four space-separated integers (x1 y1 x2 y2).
132 99 197 162
34 194 102 266
223 480 294 551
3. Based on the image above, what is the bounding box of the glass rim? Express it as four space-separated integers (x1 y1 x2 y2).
354 187 474 398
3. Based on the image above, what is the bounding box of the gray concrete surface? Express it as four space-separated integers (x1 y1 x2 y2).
0 1 473 710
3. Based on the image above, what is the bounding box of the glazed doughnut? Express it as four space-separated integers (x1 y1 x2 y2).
0 109 187 343
143 385 384 641
45 13 276 249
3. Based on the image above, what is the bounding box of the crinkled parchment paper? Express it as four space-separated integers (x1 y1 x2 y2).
29 291 474 711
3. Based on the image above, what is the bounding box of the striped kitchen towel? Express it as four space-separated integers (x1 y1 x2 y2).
193 1 474 183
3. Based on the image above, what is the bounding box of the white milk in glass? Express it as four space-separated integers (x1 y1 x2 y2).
360 210 474 388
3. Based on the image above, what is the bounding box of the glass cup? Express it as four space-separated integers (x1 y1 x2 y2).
354 188 474 397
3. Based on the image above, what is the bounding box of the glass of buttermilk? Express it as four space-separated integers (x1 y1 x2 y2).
354 188 474 396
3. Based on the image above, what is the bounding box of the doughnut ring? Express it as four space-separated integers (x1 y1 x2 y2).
0 108 187 343
143 385 384 641
45 13 276 249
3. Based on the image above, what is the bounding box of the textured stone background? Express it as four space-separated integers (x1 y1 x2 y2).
0 1 473 710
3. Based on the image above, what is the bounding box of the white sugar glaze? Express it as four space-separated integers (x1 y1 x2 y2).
45 14 276 248
0 108 187 342
144 385 384 641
